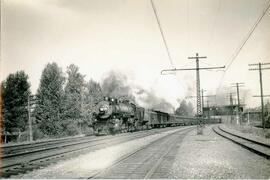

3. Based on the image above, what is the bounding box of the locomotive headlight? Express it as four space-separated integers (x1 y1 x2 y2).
99 106 108 112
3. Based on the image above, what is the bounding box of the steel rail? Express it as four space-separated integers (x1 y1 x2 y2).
1 126 186 178
212 126 270 159
88 126 195 179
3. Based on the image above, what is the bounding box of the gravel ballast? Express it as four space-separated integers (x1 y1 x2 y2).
15 128 184 179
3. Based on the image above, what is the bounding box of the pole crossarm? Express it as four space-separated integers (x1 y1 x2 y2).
231 86 245 88
231 82 245 85
249 62 270 66
161 66 225 74
188 56 207 59
253 95 270 97
231 83 245 88
186 95 215 98
249 67 270 70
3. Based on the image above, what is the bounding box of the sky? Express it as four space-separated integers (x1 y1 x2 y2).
1 0 270 109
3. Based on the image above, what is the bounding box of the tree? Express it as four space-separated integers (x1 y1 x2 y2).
62 64 85 119
2 71 31 133
0 82 4 140
62 64 85 135
34 62 65 136
81 79 103 126
175 100 194 116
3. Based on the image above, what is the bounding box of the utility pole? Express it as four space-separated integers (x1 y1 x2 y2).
188 53 206 120
249 62 270 129
226 92 235 124
27 95 33 142
161 53 225 134
231 83 244 125
27 95 37 142
253 95 270 129
201 89 206 116
224 93 233 123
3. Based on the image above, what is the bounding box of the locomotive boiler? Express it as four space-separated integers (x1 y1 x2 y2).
93 97 139 134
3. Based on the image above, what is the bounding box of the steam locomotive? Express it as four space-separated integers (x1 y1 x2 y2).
92 97 221 135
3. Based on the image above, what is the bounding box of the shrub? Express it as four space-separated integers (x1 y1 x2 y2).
33 127 48 140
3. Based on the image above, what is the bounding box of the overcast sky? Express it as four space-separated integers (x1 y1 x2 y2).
1 0 270 108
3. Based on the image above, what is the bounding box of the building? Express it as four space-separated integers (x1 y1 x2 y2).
203 104 244 124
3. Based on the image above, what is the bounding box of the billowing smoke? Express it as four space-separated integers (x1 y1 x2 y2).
134 88 175 113
101 71 135 102
101 71 174 113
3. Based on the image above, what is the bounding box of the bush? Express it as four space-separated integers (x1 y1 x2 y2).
61 119 81 136
81 125 94 135
66 122 80 136
33 127 48 140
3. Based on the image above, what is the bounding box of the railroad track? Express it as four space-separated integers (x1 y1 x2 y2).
89 126 195 179
1 126 188 178
213 125 270 159
2 136 110 158
2 128 168 158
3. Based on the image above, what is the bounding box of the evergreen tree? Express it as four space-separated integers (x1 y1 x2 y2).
62 64 85 135
63 64 85 119
34 62 65 136
1 82 4 137
82 79 103 126
2 71 31 133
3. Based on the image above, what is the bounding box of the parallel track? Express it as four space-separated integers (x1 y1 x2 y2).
89 126 195 179
1 126 188 178
213 125 270 159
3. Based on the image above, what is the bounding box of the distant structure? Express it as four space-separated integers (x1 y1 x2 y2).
242 110 261 126
203 104 244 124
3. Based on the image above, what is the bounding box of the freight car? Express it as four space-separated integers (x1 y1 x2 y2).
92 97 220 135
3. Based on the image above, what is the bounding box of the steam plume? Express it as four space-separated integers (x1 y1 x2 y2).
101 71 174 113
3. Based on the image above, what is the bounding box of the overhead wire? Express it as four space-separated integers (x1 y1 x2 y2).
216 0 270 93
150 0 175 68
225 0 270 71
207 0 222 50
186 0 190 56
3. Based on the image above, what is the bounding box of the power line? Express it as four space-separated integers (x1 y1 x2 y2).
207 0 222 50
161 53 225 134
150 0 174 68
216 0 270 92
225 0 270 71
186 0 190 56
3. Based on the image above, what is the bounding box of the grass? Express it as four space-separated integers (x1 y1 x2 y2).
226 123 270 139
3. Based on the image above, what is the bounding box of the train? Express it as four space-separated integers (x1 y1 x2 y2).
92 97 221 135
